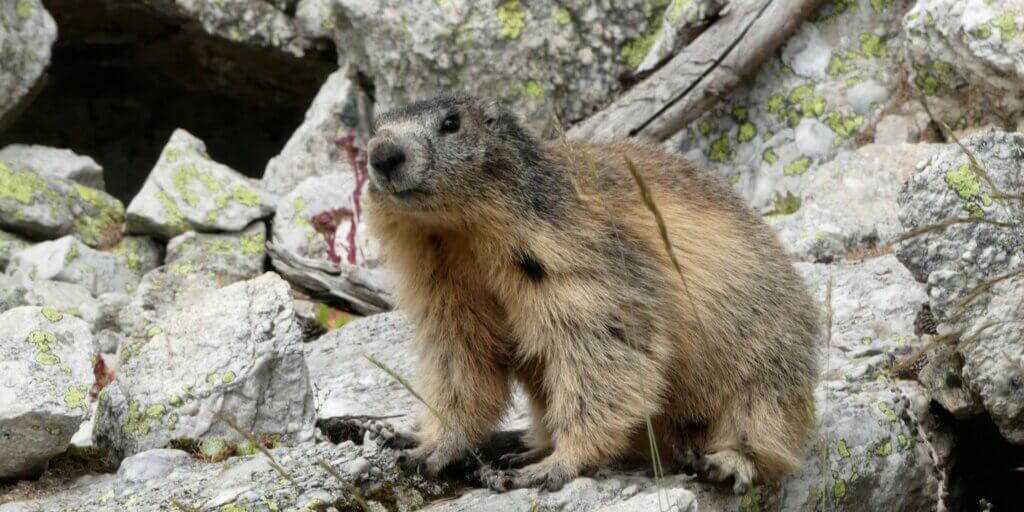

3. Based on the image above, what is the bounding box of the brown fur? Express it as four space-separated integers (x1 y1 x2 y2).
365 95 820 492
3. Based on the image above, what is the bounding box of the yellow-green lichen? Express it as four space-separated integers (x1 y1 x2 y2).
762 148 779 164
869 0 892 13
877 402 898 422
201 437 231 459
731 106 749 122
784 157 812 176
221 371 236 383
698 121 712 136
239 233 265 255
41 306 63 323
220 503 247 512
64 241 79 265
824 111 864 145
15 0 31 19
837 439 850 457
232 186 261 207
171 262 194 275
709 136 735 162
172 165 202 207
912 61 940 96
291 197 306 212
833 473 847 504
520 80 543 102
157 191 187 228
827 55 856 77
0 160 49 205
497 1 526 39
737 122 757 143
620 0 670 68
945 164 992 218
872 439 892 456
769 191 801 216
169 393 182 407
554 7 571 25
64 386 88 411
859 33 888 58
27 330 60 366
992 13 1018 41
767 95 783 114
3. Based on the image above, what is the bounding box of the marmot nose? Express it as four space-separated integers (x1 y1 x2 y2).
369 143 406 180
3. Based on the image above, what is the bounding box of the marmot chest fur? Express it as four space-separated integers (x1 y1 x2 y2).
364 94 820 494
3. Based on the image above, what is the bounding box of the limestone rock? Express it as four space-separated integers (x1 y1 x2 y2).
166 222 267 282
0 159 125 248
769 143 941 262
125 129 276 239
108 236 164 280
305 311 418 431
895 130 1024 443
6 236 141 297
637 0 727 73
261 69 361 196
0 307 94 479
171 0 310 56
903 0 1024 129
94 273 316 458
0 228 30 271
0 0 56 122
669 0 910 212
0 144 105 190
297 0 668 131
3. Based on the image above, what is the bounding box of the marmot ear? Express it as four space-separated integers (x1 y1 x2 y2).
481 99 502 131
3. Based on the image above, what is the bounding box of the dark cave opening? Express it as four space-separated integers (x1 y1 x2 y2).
0 0 337 203
935 403 1024 511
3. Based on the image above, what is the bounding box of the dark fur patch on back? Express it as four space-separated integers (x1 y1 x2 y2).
514 250 546 282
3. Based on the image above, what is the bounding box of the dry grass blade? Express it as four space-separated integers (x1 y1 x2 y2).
362 353 445 428
318 458 371 512
624 157 711 343
919 93 1004 198
168 500 201 512
361 353 486 467
213 411 295 484
890 329 964 378
886 217 1018 250
951 268 1024 319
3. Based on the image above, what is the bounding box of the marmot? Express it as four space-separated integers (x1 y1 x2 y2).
365 94 820 493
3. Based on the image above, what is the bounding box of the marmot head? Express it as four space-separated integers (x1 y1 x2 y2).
367 94 554 220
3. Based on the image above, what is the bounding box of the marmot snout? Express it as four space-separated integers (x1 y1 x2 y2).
366 94 820 494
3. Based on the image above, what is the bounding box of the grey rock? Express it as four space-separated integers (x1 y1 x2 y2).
769 143 941 262
19 278 101 328
170 0 310 56
113 261 225 338
0 159 125 248
669 0 910 211
269 174 392 315
271 174 377 268
917 344 985 419
874 113 931 145
94 273 316 458
0 144 105 190
6 236 142 297
108 236 164 280
298 0 667 131
0 307 94 479
166 221 267 282
796 255 930 379
903 0 1024 128
0 228 30 271
0 440 446 512
896 130 1024 443
0 0 56 121
637 0 728 73
125 129 276 240
116 449 192 483
305 311 418 431
261 69 360 196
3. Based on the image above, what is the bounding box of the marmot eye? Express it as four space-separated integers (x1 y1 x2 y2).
440 114 460 134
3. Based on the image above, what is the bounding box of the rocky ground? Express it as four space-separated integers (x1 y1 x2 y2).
1 0 1023 511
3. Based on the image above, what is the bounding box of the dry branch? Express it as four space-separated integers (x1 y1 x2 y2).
569 0 823 143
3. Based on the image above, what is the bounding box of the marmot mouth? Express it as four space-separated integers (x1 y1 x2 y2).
389 187 428 202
